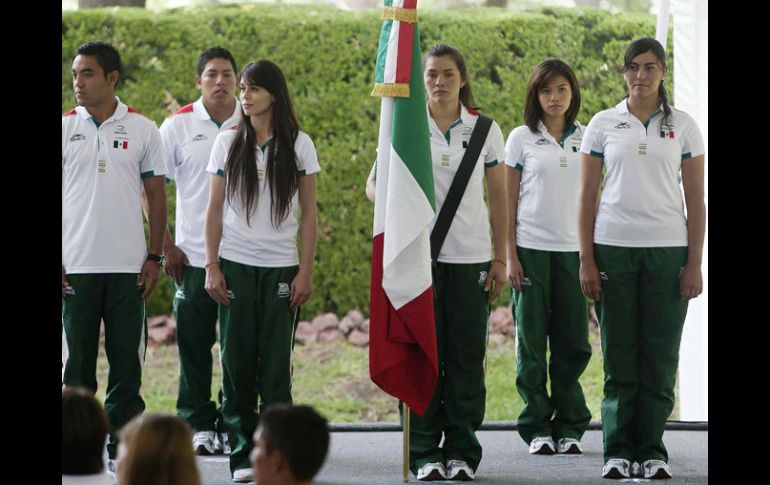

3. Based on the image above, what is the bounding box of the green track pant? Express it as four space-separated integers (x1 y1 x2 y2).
406 262 490 474
594 244 689 464
174 266 224 433
218 258 299 473
511 247 591 445
62 273 147 459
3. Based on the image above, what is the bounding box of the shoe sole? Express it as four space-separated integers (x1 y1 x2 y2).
417 469 446 481
448 470 474 481
530 445 555 455
194 444 215 456
645 469 672 479
559 444 582 455
602 468 629 479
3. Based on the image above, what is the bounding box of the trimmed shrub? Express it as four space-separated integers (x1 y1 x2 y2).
62 5 661 317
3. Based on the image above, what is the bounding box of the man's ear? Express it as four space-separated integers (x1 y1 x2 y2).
273 449 291 476
107 70 119 90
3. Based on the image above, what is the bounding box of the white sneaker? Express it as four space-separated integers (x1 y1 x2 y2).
192 430 217 456
446 459 474 481
232 467 254 483
602 458 631 479
556 438 582 454
415 462 446 481
642 459 672 479
528 436 556 455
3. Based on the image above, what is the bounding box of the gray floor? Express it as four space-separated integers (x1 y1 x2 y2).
197 429 707 484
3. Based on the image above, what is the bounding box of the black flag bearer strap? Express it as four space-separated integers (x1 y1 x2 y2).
429 113 493 264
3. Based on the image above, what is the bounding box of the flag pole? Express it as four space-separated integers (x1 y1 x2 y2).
403 403 410 482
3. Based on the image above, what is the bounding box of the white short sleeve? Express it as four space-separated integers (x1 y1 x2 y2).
139 122 167 178
505 126 526 170
580 115 605 157
295 132 321 176
207 130 236 176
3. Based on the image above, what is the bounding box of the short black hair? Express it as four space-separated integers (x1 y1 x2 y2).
62 387 109 475
75 40 122 84
259 404 329 481
196 46 238 76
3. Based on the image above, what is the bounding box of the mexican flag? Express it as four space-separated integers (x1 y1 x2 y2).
369 0 438 417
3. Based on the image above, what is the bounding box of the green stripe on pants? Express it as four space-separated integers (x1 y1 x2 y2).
406 262 490 474
62 273 147 459
174 266 223 433
594 244 688 464
512 247 591 445
218 259 299 473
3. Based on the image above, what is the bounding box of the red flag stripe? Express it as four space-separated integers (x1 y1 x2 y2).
394 22 414 86
369 233 437 416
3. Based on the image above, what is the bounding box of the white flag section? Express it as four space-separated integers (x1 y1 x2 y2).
374 98 434 309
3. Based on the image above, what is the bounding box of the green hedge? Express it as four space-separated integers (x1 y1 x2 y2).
62 5 663 317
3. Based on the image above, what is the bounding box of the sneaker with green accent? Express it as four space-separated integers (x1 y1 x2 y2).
556 438 582 454
602 458 631 479
416 462 446 481
529 436 556 455
446 460 474 481
642 459 672 479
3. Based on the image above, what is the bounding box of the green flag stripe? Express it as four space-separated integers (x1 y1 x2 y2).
391 23 435 210
374 19 394 84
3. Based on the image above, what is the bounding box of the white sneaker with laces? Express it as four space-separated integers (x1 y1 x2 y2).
446 459 475 481
528 436 556 455
642 459 672 479
192 430 217 456
415 462 446 481
556 438 582 454
232 468 254 483
602 458 631 479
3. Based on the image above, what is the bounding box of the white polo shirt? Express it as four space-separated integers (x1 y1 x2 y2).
427 105 506 264
505 121 584 252
580 99 705 247
207 129 321 267
160 97 242 268
62 98 166 274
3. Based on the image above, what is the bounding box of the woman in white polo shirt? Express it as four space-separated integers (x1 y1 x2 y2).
406 44 507 483
578 38 705 481
203 60 320 483
505 58 592 457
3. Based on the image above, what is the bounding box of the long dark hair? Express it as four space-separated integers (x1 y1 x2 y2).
225 60 300 228
620 37 672 128
423 44 480 110
523 58 581 134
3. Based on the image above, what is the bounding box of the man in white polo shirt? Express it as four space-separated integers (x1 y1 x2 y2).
62 40 167 463
159 47 241 456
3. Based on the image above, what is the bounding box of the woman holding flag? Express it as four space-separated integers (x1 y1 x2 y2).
404 43 508 482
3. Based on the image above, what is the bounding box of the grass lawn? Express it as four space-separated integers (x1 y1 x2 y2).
95 330 680 423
